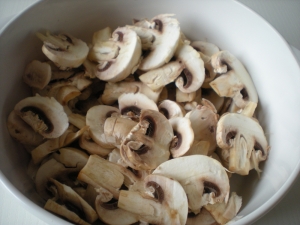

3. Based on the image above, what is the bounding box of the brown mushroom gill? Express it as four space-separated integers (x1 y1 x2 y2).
171 131 182 150
203 181 220 196
178 68 193 89
21 106 53 133
240 87 249 100
146 181 164 203
101 198 119 210
159 107 169 119
121 106 142 116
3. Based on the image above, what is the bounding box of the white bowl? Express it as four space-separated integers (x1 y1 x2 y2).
1 0 300 224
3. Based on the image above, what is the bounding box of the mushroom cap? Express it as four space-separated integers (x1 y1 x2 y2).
120 109 173 170
86 105 120 148
169 117 194 158
209 50 258 109
175 43 205 93
216 112 269 175
158 99 186 119
118 174 189 225
153 155 230 214
135 14 181 71
14 94 69 139
191 41 220 57
95 26 142 82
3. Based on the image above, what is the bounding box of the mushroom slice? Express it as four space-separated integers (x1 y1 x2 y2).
118 174 188 225
198 52 217 89
14 94 69 139
68 113 86 129
158 99 186 119
86 105 120 148
44 199 90 225
174 43 205 93
186 208 217 225
153 155 230 214
95 26 142 82
7 111 44 146
169 117 194 158
118 93 158 118
216 112 269 175
95 194 139 225
176 88 196 103
201 88 225 113
209 50 258 109
185 99 219 156
46 179 98 224
120 109 173 170
101 81 161 105
204 192 242 225
36 31 89 70
35 148 88 200
191 41 220 57
23 60 51 89
31 125 88 164
79 131 112 157
130 14 181 71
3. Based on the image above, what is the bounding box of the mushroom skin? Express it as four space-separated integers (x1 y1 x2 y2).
118 174 189 225
120 109 173 170
14 94 69 139
209 50 258 110
95 26 142 82
153 155 230 214
36 31 89 70
216 112 269 175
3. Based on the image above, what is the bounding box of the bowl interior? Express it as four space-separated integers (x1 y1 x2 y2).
1 0 300 224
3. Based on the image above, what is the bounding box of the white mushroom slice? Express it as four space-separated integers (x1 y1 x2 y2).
130 14 181 71
174 43 205 93
44 199 90 225
48 61 76 81
47 179 98 224
185 99 219 156
169 117 194 158
86 105 120 148
204 192 242 225
201 88 225 113
7 111 44 146
176 88 196 102
198 52 217 89
184 101 198 112
118 93 158 117
92 27 112 45
216 112 269 175
14 95 69 139
79 131 112 157
120 109 173 170
153 155 230 214
118 174 188 225
101 81 161 105
35 148 88 200
31 126 88 164
95 26 142 82
23 60 51 89
36 31 89 70
191 41 220 57
68 113 86 129
83 59 98 79
210 50 258 109
186 208 217 225
95 195 139 225
158 99 186 119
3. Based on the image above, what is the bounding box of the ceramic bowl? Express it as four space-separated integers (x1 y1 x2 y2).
1 0 300 224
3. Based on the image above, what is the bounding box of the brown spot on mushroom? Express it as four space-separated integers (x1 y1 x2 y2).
179 68 193 89
98 61 112 72
153 19 163 32
171 131 182 150
64 35 73 44
146 181 164 203
159 107 170 119
143 116 156 137
203 181 220 197
21 106 53 133
240 87 249 100
254 141 265 155
115 31 124 42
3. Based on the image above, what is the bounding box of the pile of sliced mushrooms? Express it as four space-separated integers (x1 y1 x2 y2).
7 14 270 225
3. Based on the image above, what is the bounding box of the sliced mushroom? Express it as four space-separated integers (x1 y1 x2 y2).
129 14 181 71
95 26 142 82
118 174 188 225
153 155 230 214
86 105 120 148
186 208 217 225
201 88 225 113
31 125 88 164
36 31 89 70
118 93 158 118
120 109 173 170
191 41 220 57
101 81 161 105
14 94 69 139
185 99 219 156
68 113 86 129
46 179 98 224
176 88 196 103
23 60 52 89
216 112 269 175
169 117 194 158
7 111 44 146
158 99 186 119
209 50 258 110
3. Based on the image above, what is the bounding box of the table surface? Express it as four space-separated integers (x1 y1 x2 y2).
1 0 300 224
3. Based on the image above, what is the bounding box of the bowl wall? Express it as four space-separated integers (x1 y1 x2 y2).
1 0 300 224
